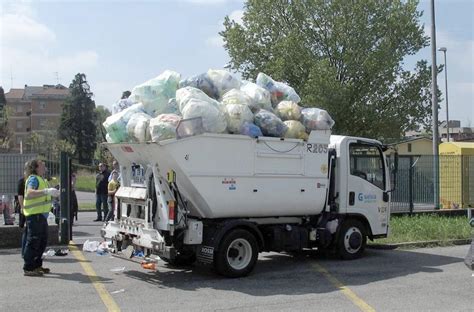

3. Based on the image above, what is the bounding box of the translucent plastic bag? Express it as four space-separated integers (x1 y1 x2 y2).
129 70 181 116
300 107 335 131
149 114 181 142
276 101 302 121
256 73 301 106
179 73 219 99
284 120 308 140
112 98 134 114
207 69 242 98
181 99 227 134
221 89 259 112
103 103 145 143
176 86 222 113
254 109 287 137
126 112 152 143
240 122 262 138
83 240 100 252
224 104 254 133
240 81 273 112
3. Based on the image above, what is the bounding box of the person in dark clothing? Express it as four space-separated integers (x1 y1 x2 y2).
94 163 110 222
17 162 29 258
70 172 79 223
17 176 26 257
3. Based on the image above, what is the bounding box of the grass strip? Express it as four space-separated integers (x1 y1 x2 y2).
372 214 472 245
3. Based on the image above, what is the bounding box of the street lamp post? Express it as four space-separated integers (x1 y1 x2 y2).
438 47 449 142
430 0 440 209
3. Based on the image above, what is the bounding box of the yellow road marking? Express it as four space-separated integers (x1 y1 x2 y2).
69 243 121 312
312 262 376 312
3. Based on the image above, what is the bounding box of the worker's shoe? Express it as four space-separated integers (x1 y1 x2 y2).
39 267 51 274
24 268 44 277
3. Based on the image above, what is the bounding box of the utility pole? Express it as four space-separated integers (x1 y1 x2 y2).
430 0 440 209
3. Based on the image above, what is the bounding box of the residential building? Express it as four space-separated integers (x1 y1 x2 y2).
404 120 474 143
5 84 70 152
392 137 433 155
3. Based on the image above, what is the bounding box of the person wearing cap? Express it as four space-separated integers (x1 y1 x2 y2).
22 159 60 277
94 163 110 222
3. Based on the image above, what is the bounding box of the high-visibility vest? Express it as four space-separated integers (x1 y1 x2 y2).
23 175 52 217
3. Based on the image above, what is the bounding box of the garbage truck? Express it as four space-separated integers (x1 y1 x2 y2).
102 119 397 277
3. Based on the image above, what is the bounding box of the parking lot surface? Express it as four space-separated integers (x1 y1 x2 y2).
0 212 472 312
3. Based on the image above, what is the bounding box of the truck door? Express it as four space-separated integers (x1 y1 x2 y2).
346 142 389 236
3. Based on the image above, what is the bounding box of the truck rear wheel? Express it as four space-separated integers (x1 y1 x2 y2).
215 229 258 278
337 219 367 260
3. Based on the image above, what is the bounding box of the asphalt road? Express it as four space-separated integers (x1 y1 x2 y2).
76 191 95 205
1 212 472 312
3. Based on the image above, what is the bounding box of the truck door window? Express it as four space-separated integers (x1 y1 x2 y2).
350 143 385 190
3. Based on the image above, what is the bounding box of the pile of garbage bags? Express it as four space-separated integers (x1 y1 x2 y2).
103 69 334 143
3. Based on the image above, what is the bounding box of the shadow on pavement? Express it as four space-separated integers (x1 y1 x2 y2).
121 248 465 296
44 272 113 284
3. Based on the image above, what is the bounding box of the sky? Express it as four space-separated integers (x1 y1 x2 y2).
1 0 473 126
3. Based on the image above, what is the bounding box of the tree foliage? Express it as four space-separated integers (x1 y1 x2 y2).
58 73 97 164
94 105 113 163
0 87 12 149
221 0 437 140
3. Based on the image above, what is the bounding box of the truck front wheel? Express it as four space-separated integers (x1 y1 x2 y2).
215 229 258 278
336 219 367 260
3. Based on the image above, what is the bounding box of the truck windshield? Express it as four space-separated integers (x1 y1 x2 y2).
349 143 385 190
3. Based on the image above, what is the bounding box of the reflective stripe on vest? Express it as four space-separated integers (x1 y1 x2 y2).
23 175 52 216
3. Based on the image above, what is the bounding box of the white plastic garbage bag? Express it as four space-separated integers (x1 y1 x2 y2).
181 98 227 134
254 109 287 137
224 104 254 133
256 72 301 106
126 112 152 143
83 240 100 252
179 73 219 99
176 86 221 113
149 113 182 142
221 89 259 112
284 120 308 140
300 107 335 131
129 70 181 116
103 103 145 143
240 81 273 112
207 69 242 98
276 101 302 121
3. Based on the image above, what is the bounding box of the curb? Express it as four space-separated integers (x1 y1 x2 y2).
368 239 472 250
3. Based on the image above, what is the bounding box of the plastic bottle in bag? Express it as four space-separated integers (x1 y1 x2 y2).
256 73 301 106
240 81 273 112
300 107 335 131
254 109 287 138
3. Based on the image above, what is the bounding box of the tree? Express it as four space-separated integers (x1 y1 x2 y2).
221 0 438 141
94 105 113 163
59 73 97 164
95 105 111 142
0 87 12 150
121 90 131 99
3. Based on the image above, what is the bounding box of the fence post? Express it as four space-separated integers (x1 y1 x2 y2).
409 156 414 214
59 152 71 245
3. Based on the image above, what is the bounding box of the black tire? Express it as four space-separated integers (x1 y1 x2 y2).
214 229 258 278
336 219 367 260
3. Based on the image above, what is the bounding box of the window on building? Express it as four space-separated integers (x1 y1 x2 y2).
16 105 23 113
39 118 48 128
407 143 412 153
16 120 23 130
39 101 46 109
